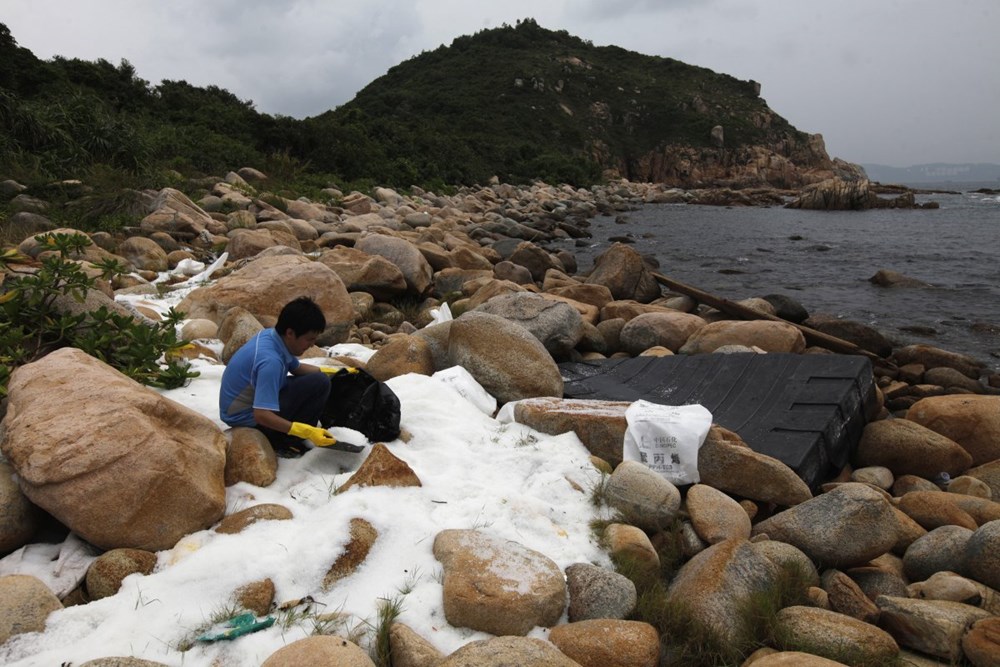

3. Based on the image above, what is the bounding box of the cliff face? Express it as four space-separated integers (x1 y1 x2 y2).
609 136 865 189
585 106 864 189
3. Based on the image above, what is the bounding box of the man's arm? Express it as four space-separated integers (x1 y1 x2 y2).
253 408 293 435
291 362 322 375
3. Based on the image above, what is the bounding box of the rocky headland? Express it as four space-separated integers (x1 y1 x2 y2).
1 169 999 666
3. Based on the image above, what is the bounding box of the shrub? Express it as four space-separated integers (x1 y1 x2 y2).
0 232 198 397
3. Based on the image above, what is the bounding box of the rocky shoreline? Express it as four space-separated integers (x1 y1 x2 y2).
2 170 999 666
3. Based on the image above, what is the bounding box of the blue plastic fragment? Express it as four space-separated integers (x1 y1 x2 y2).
196 613 276 642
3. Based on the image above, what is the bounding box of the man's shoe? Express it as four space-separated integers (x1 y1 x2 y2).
275 441 309 458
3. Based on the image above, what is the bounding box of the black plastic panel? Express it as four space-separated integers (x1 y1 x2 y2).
559 354 878 488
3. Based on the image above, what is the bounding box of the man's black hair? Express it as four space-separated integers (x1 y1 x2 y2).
275 296 326 337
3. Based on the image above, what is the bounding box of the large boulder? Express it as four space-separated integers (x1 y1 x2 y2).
876 595 992 662
118 236 168 272
802 314 894 357
619 311 707 354
177 254 355 343
355 233 433 296
963 520 1000 591
0 574 63 645
316 245 408 301
226 228 300 260
585 243 661 303
548 619 659 667
855 418 973 478
605 461 682 532
906 395 1000 467
686 484 752 543
85 548 158 600
697 426 812 507
679 320 806 354
891 344 985 380
448 311 563 405
0 461 40 556
773 605 899 665
139 187 214 236
0 348 227 551
433 529 566 636
437 636 581 667
365 334 435 381
261 635 375 667
903 526 975 583
665 539 779 653
508 241 564 282
750 484 899 567
475 292 585 358
565 562 637 621
510 397 629 464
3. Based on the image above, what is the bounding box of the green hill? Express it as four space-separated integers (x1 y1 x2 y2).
302 19 828 186
0 18 838 190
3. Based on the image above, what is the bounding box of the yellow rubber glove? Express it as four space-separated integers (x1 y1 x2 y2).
319 366 359 375
287 422 336 447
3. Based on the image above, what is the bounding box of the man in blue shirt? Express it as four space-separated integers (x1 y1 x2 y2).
220 296 337 456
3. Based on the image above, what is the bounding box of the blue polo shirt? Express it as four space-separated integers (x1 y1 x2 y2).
219 328 300 427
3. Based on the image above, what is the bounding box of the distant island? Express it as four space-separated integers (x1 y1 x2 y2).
862 162 1000 185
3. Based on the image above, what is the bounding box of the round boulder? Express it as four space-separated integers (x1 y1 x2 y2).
86 548 158 600
355 233 433 296
679 320 806 354
606 460 682 532
903 526 974 583
774 605 899 665
585 243 661 303
855 419 973 478
177 254 354 344
1 348 227 551
448 311 563 405
685 483 751 543
1 461 40 556
565 562 637 621
118 236 169 272
261 635 375 667
0 574 63 644
906 395 1000 467
438 636 580 667
750 483 899 568
619 311 707 354
474 291 585 358
549 619 659 667
365 334 434 381
963 519 1000 590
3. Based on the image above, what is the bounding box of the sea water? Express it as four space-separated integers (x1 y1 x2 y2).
556 184 1000 373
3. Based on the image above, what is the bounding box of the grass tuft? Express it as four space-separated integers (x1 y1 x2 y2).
370 595 405 667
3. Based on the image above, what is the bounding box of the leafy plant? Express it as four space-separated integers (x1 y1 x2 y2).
0 232 198 397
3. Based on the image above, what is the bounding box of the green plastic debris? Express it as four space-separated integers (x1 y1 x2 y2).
197 612 275 642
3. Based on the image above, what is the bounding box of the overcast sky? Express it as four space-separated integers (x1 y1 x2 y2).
3 0 997 167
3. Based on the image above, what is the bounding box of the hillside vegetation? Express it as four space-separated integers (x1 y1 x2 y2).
1 18 818 193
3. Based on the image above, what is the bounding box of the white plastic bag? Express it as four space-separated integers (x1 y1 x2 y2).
428 301 453 325
432 365 497 415
623 400 712 485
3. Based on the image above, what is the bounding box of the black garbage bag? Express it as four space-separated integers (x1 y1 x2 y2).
319 368 401 442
